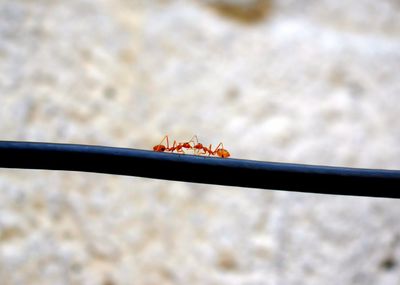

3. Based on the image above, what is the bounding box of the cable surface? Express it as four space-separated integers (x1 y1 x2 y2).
0 141 399 198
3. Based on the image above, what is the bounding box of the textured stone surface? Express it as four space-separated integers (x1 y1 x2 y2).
0 0 400 284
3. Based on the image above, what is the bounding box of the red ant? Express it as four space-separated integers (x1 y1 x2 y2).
153 135 194 153
192 136 230 158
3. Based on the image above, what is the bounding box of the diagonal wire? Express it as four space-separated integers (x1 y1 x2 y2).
0 141 399 198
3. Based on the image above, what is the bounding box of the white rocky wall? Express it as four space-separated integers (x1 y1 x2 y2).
0 0 399 284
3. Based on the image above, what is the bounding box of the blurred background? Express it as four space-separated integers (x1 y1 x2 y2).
0 0 400 284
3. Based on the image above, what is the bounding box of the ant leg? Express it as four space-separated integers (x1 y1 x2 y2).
192 146 200 155
205 144 213 156
198 147 207 155
168 140 178 152
174 144 183 154
189 135 202 155
212 143 224 155
188 135 199 145
187 135 198 153
158 135 170 149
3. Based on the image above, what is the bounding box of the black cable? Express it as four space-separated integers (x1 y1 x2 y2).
0 141 399 198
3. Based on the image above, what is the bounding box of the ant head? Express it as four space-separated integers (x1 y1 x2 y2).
194 143 203 149
182 142 192 149
216 149 230 158
153 145 166 152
